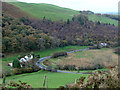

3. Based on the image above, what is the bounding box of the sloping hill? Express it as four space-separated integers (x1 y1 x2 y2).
4 1 118 26
87 14 118 26
8 2 79 21
2 2 30 18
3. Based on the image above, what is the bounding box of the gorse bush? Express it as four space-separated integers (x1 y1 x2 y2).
1 80 32 89
66 66 120 88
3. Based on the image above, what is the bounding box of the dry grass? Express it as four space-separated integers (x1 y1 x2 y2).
49 48 118 68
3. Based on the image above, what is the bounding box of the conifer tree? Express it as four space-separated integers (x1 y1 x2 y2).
13 59 21 68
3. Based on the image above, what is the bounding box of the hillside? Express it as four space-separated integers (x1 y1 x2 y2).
79 11 118 26
2 1 117 26
8 2 79 21
87 14 118 26
2 2 30 18
2 12 118 53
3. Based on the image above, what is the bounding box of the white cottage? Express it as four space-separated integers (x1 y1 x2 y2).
20 54 33 63
8 54 34 67
100 43 107 47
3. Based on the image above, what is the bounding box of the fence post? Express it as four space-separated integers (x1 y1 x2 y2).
3 74 6 84
43 75 46 88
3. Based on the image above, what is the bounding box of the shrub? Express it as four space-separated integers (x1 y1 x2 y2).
66 66 120 88
1 80 32 89
21 68 33 73
114 48 120 55
13 68 22 75
56 65 76 71
64 65 76 71
51 51 67 58
13 67 40 75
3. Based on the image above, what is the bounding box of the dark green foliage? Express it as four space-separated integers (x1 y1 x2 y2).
51 51 67 58
63 65 76 71
43 16 46 20
36 55 40 58
21 68 33 73
67 19 70 24
96 21 100 25
13 59 21 68
76 15 88 25
56 65 76 71
72 17 75 21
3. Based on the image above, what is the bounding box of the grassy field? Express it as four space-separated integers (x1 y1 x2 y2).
47 48 118 68
3 46 88 62
9 2 79 21
87 14 118 26
3 70 89 88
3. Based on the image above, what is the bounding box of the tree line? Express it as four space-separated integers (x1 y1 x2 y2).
2 13 118 53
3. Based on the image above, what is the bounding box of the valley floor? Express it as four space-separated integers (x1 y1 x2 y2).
1 46 118 88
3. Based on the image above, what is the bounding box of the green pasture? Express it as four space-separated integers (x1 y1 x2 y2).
3 70 89 88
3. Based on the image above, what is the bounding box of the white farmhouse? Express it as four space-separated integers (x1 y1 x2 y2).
100 43 107 47
19 58 27 63
8 54 34 67
20 54 33 63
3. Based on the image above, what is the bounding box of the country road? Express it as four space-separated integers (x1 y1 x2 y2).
37 48 91 74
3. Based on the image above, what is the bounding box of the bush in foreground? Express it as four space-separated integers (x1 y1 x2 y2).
0 80 32 89
66 66 120 88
